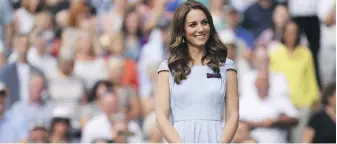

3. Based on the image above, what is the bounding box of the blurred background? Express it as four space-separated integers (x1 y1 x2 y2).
0 0 335 143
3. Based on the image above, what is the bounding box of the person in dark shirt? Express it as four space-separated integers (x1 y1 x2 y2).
302 81 336 143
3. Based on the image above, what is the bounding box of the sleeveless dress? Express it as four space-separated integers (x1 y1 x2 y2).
158 59 236 143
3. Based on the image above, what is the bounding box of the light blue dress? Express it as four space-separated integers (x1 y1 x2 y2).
158 59 236 143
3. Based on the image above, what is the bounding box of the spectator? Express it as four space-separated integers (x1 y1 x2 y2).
15 0 39 34
302 82 336 143
26 126 49 143
318 0 336 87
0 34 44 109
269 21 320 143
106 33 139 90
80 80 113 127
61 1 92 52
138 16 171 97
239 46 298 143
242 0 275 38
256 4 289 52
121 7 143 61
49 107 73 143
27 30 58 78
288 0 322 88
10 72 54 139
107 57 140 121
74 31 107 89
82 92 143 143
0 82 25 142
48 48 86 130
223 5 255 50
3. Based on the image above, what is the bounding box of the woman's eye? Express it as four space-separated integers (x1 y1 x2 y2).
202 20 208 25
189 24 196 27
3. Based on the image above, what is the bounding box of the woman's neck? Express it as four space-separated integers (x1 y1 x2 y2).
187 44 205 65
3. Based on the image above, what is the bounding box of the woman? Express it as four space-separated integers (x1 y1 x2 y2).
269 21 319 143
256 4 289 52
121 7 143 61
302 82 336 143
155 1 239 143
80 80 112 127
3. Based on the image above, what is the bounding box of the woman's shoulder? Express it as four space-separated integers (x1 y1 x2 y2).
158 60 169 73
221 59 236 71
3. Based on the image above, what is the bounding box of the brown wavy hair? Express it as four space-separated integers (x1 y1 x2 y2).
168 0 228 84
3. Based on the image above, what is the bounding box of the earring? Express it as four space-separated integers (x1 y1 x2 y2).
182 38 185 43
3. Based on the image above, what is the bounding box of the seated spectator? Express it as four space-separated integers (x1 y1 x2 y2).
74 31 107 89
81 92 144 143
48 47 86 104
25 125 49 143
80 80 113 127
239 46 298 143
106 33 139 90
0 82 26 142
302 82 336 143
10 72 54 138
0 34 44 109
107 57 140 121
49 107 73 143
27 30 58 79
48 48 86 130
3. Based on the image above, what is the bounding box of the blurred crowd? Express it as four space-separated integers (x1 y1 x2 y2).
0 0 335 143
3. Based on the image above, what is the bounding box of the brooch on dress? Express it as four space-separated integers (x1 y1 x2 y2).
206 73 222 78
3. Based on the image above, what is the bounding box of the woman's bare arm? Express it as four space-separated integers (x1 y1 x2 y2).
220 70 239 143
155 71 184 143
302 127 314 143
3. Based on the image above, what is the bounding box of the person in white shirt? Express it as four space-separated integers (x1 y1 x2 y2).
27 31 58 78
317 0 336 87
239 46 298 143
0 34 44 109
81 91 143 143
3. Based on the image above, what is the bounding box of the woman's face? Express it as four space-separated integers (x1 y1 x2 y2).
283 22 298 47
273 5 289 28
108 63 124 83
96 84 108 99
184 9 210 48
328 91 336 108
53 121 68 134
126 12 139 35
